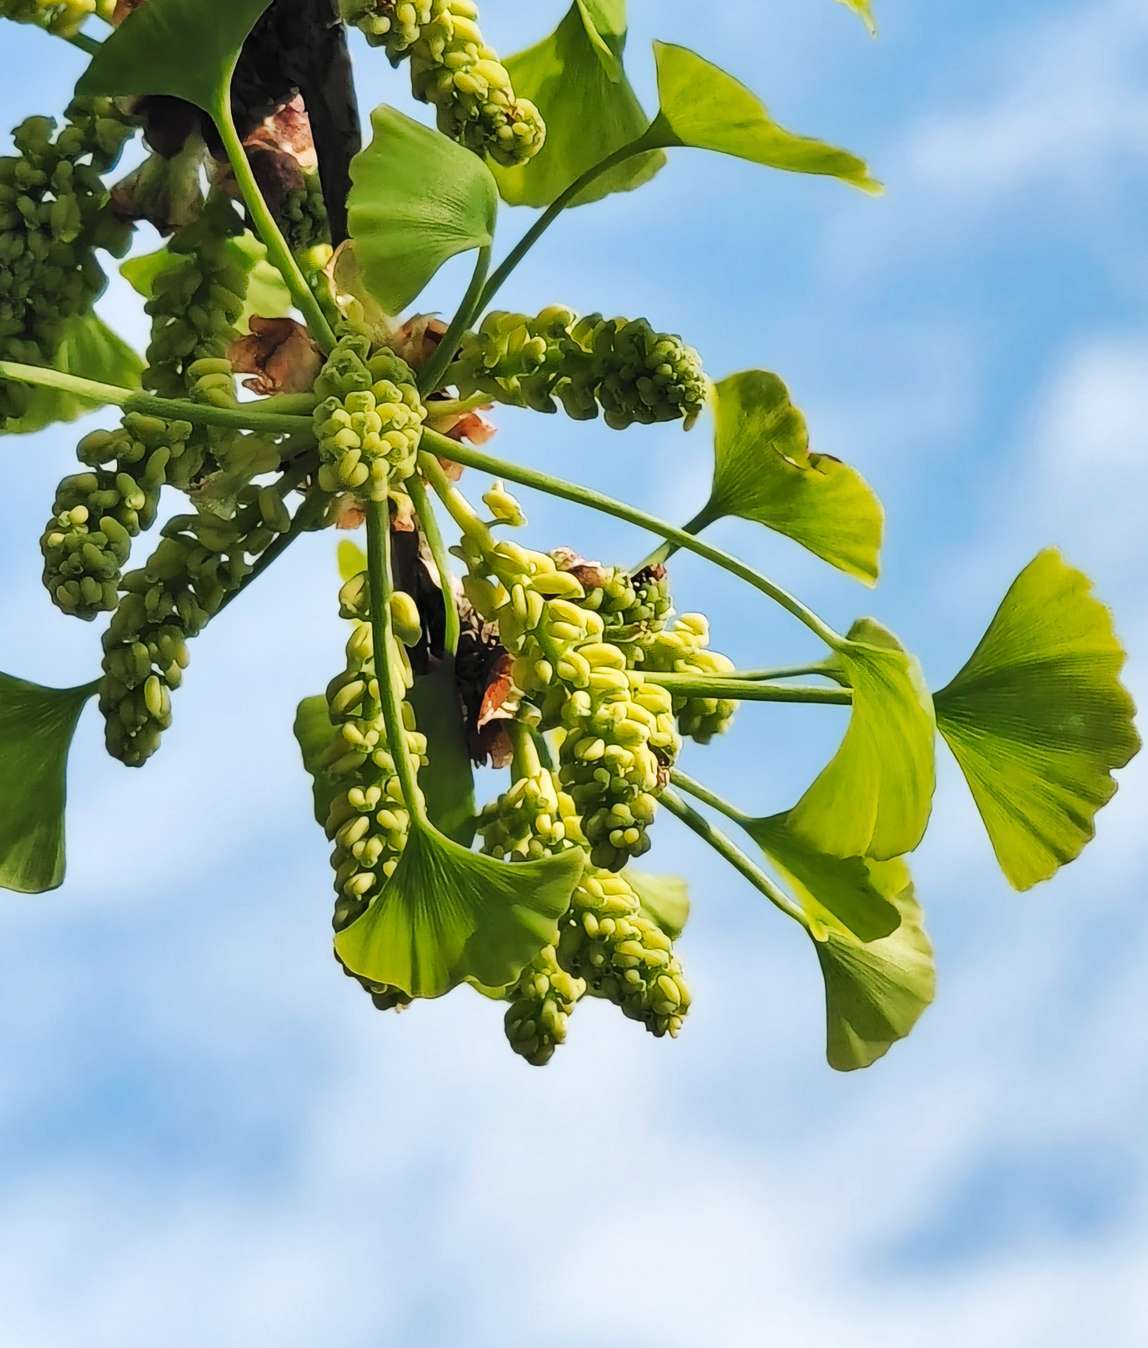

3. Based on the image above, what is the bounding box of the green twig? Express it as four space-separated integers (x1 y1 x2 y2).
660 788 808 929
0 361 315 436
213 98 337 352
669 769 751 827
419 430 844 649
419 246 491 397
644 674 851 705
366 498 428 825
635 502 720 573
732 663 838 682
408 473 460 658
65 31 103 56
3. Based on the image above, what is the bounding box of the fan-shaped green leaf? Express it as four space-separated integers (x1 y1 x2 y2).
122 234 292 329
707 370 883 583
4 313 144 437
627 869 690 939
76 0 274 113
790 619 936 860
643 42 880 193
935 549 1140 890
815 858 934 1071
348 107 498 316
334 820 584 999
408 659 478 848
494 0 664 208
835 0 877 35
745 812 900 941
0 675 95 894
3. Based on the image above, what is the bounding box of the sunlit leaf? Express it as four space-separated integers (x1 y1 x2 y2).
627 869 690 939
815 858 934 1071
348 107 498 315
494 0 664 208
336 539 367 583
745 812 900 941
408 659 477 847
76 0 274 114
293 695 341 830
0 675 95 894
3 313 144 437
642 42 880 193
790 619 936 860
835 0 877 36
121 234 293 331
935 550 1140 890
707 370 883 584
334 820 584 998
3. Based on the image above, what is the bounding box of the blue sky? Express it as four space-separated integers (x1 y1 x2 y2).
1 1 1146 1343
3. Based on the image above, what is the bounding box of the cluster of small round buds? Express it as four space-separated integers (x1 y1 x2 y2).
504 945 585 1067
637 614 738 744
479 767 584 862
452 309 707 429
41 415 195 620
96 482 299 766
557 871 691 1039
313 337 426 500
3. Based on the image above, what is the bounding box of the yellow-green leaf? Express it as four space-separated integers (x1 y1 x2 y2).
494 0 664 208
2 313 144 437
643 42 880 194
336 539 367 583
408 659 477 848
935 550 1140 890
790 620 936 860
348 107 498 315
334 820 584 998
744 812 900 942
627 869 690 939
834 0 877 36
708 370 884 584
76 0 274 113
815 858 934 1071
0 675 95 894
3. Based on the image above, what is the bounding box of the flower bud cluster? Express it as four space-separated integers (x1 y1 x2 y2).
461 533 680 871
557 871 692 1039
453 308 709 430
1 98 135 427
634 614 739 744
324 572 427 1013
0 0 113 37
41 414 195 620
504 945 585 1067
143 210 249 407
279 172 329 253
341 0 546 166
313 333 426 500
97 481 298 766
552 553 672 643
479 762 583 862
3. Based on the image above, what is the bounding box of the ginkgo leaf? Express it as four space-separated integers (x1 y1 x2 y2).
0 675 95 894
77 0 274 114
494 0 664 208
334 820 584 999
408 660 478 848
2 313 144 437
348 107 498 315
935 549 1140 890
834 0 877 35
121 235 293 330
336 539 367 583
706 370 884 584
745 812 900 941
790 619 936 861
627 869 690 939
814 858 934 1071
642 42 880 193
